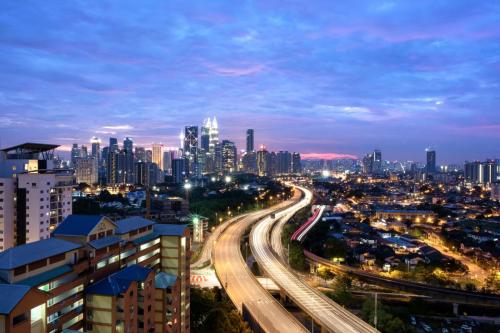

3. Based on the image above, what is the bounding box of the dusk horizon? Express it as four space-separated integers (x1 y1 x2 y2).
1 1 499 163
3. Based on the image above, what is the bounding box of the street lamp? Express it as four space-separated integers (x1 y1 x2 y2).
224 175 232 183
184 182 192 201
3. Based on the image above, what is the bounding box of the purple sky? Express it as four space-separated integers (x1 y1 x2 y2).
0 1 499 163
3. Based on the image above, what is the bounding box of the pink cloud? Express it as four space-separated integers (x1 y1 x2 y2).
301 152 357 160
211 64 265 77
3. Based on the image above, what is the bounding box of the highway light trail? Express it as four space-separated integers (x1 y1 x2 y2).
251 186 379 333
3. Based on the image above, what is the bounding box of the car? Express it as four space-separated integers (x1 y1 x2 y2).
461 324 472 333
421 323 432 332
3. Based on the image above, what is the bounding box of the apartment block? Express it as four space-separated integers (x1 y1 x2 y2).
0 143 74 251
0 215 190 333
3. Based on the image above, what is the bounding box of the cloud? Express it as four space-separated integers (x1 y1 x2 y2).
101 125 133 130
302 153 358 160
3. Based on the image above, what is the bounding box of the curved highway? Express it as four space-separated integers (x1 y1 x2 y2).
251 186 379 333
191 213 248 269
213 190 308 333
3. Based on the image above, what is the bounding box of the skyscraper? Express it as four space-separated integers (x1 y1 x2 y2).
152 143 164 171
221 140 237 173
426 148 436 174
123 137 134 183
201 119 211 151
257 146 270 176
109 137 119 152
292 152 302 174
184 126 199 177
246 129 254 153
277 151 292 174
372 149 382 174
209 117 219 153
90 136 101 160
71 143 81 166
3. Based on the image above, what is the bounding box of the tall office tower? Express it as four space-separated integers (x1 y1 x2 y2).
172 158 188 184
246 129 254 153
209 117 219 153
183 126 198 156
0 143 74 250
242 151 258 174
146 149 153 163
277 151 292 174
123 137 135 183
107 150 118 185
257 146 270 176
135 161 160 186
221 140 237 173
123 137 133 153
135 146 146 162
81 145 88 158
109 137 119 152
184 126 199 176
90 136 101 160
362 153 373 174
426 148 436 174
74 157 98 185
372 149 382 174
163 150 173 175
100 146 109 184
292 152 302 174
152 144 164 171
70 143 81 166
201 119 211 151
214 143 223 174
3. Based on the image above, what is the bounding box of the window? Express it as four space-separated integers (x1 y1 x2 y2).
13 313 27 325
14 265 26 276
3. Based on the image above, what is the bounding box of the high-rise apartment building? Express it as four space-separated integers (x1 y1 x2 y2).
74 157 98 185
464 160 499 184
0 143 74 250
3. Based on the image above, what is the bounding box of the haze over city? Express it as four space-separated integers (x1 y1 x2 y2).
1 1 499 163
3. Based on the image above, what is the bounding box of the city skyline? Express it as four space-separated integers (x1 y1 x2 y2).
1 1 499 163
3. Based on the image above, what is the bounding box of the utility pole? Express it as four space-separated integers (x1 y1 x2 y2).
374 292 378 329
145 186 151 219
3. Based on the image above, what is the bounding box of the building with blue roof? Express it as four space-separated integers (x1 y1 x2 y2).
86 265 155 333
115 216 155 235
0 284 47 333
0 213 191 333
0 238 81 270
153 223 188 236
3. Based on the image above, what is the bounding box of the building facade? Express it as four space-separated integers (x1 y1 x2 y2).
0 215 190 333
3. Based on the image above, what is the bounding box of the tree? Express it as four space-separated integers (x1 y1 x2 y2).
362 298 410 333
289 240 307 271
190 287 251 333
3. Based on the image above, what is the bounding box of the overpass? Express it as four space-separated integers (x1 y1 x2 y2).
251 186 379 333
